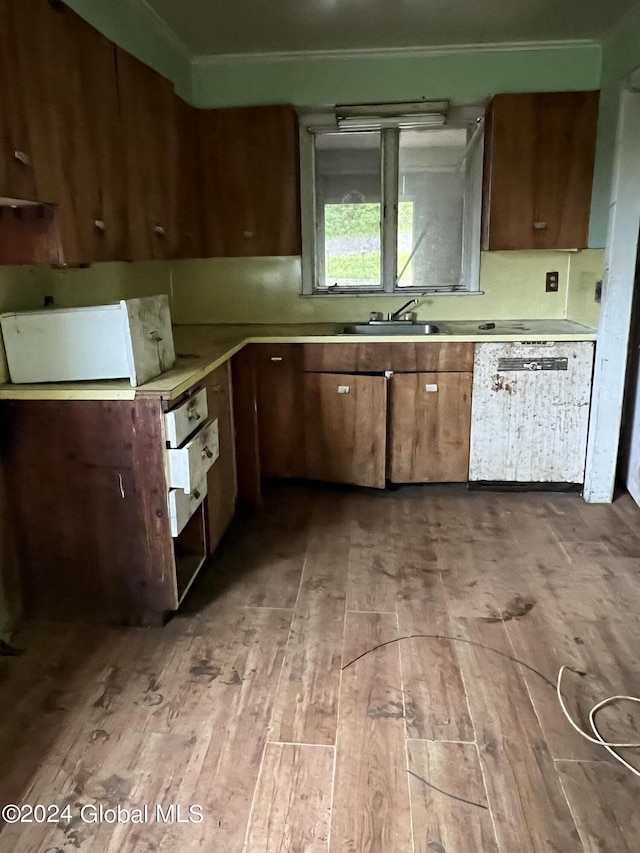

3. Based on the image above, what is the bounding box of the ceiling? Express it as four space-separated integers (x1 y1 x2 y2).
142 0 637 56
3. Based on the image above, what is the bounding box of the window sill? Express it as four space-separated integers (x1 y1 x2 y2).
300 290 485 298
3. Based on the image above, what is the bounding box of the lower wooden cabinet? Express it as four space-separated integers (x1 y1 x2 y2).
389 372 473 483
0 372 237 626
203 362 237 552
250 344 475 490
255 344 305 478
304 373 387 489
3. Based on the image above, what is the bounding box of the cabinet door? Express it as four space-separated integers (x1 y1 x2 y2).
116 47 179 260
199 104 301 257
0 0 38 201
482 92 599 250
304 373 387 489
203 363 237 552
175 97 204 260
389 372 472 483
255 344 305 478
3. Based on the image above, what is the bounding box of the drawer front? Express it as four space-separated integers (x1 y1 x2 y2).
302 343 475 373
165 387 209 448
167 418 219 492
168 477 208 537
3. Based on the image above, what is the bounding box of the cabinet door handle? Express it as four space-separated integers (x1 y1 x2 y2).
187 407 202 421
425 384 438 392
337 385 350 394
14 150 30 166
153 225 166 237
94 219 106 232
202 445 214 459
270 357 283 362
193 488 201 500
533 221 548 230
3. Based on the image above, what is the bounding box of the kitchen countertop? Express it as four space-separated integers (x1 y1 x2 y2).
0 319 597 402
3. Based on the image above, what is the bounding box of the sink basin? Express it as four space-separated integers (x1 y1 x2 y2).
342 321 444 335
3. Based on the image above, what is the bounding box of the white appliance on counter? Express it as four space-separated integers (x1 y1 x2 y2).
0 294 175 387
469 341 595 484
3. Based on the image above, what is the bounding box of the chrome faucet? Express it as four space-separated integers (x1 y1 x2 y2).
388 298 419 321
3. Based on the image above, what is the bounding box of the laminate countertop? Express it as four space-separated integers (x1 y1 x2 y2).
0 319 597 402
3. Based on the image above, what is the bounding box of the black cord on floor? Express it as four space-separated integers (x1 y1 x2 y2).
407 769 487 810
341 633 556 689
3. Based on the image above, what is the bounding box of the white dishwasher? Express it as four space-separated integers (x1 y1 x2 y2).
469 341 595 485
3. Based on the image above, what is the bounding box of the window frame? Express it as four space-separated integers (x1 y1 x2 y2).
300 106 485 296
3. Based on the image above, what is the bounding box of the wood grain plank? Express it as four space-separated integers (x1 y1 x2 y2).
245 743 333 853
269 494 349 745
453 617 582 852
505 610 640 761
556 760 640 853
347 491 398 612
407 740 499 853
331 611 413 853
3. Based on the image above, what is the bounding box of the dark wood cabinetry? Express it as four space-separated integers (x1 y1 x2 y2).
389 372 473 483
248 343 476 490
199 105 302 257
304 373 388 489
0 369 237 625
255 344 306 478
482 91 599 250
116 47 179 261
202 362 238 551
0 1 302 265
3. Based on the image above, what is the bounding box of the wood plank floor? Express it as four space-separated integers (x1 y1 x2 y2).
1 484 640 852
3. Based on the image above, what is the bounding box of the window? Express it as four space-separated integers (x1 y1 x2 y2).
300 105 484 295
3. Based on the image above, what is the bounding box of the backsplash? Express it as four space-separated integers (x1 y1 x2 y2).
169 249 604 325
0 249 603 381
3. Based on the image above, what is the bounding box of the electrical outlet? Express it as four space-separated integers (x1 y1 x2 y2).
545 271 559 293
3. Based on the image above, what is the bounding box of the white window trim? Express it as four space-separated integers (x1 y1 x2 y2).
300 106 485 297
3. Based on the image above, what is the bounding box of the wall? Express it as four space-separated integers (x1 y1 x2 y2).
168 251 603 325
589 3 640 247
191 43 601 108
0 262 172 382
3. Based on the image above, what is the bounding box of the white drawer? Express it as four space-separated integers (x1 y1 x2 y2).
167 418 219 493
164 387 209 448
168 477 208 538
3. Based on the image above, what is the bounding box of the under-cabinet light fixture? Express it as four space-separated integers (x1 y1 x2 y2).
336 113 446 131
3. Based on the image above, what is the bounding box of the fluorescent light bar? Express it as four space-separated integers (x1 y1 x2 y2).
337 114 446 131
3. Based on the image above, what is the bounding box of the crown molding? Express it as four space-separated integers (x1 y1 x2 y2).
192 38 600 68
121 0 193 62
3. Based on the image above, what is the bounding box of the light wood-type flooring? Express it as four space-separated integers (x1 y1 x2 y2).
1 484 640 852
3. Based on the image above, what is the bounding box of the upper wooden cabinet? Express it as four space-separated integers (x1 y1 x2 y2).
116 47 179 261
0 1 38 202
482 92 599 251
199 105 302 257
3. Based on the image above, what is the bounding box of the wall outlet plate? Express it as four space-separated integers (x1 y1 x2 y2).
546 271 559 293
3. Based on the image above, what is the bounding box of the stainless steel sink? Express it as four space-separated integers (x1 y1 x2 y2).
342 321 444 335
